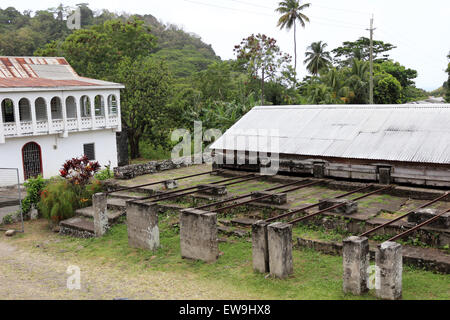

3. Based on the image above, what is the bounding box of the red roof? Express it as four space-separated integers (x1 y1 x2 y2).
0 57 115 88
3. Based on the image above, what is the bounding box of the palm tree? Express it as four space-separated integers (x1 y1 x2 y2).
304 41 332 75
345 58 370 103
276 0 311 73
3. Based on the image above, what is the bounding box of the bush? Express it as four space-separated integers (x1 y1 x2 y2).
21 175 46 217
38 178 104 223
95 168 114 181
38 178 79 223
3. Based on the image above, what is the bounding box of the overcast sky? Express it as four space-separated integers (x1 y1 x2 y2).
4 0 450 90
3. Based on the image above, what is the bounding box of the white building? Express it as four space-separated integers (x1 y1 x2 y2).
0 56 124 184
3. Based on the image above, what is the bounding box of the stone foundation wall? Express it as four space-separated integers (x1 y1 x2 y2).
113 153 213 180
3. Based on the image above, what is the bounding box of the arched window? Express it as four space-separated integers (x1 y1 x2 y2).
1 98 15 122
19 98 31 121
94 95 105 116
35 98 47 121
108 94 118 115
65 96 77 119
80 95 91 117
50 97 63 120
22 142 43 180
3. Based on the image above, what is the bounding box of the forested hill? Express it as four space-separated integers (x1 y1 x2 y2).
0 6 219 79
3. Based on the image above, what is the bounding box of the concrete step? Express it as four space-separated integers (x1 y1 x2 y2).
106 197 127 211
75 206 124 223
107 191 149 200
230 218 258 228
59 216 95 238
218 225 250 238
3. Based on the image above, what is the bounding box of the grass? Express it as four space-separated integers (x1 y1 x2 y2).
39 215 449 300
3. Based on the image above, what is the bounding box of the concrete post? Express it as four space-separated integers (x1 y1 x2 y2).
268 222 293 279
126 200 160 250
375 241 402 300
378 167 392 185
252 220 269 273
180 208 219 263
342 236 369 295
92 193 108 237
163 179 178 190
313 163 325 178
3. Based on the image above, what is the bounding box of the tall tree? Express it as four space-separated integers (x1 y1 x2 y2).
304 41 332 76
332 37 396 67
276 0 310 73
117 56 173 159
445 52 450 103
234 33 294 104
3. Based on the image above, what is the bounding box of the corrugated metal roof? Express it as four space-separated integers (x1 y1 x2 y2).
210 105 450 164
0 56 123 89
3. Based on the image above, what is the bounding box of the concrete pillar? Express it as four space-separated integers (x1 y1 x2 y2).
13 98 21 135
268 222 293 279
378 167 392 185
92 193 108 237
251 191 287 205
252 220 269 273
30 96 37 135
163 179 178 190
319 198 358 215
89 94 96 129
45 97 53 133
313 163 325 178
375 241 402 300
61 94 68 138
180 208 219 263
0 102 4 144
126 200 160 250
342 236 369 295
196 184 227 196
103 94 110 127
408 208 449 228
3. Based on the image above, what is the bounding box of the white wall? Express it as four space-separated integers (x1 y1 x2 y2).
0 129 118 185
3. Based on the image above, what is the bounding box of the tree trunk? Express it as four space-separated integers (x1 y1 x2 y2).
261 67 265 106
294 22 297 73
129 133 141 159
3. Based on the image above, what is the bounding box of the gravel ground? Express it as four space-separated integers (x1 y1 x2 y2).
0 227 257 300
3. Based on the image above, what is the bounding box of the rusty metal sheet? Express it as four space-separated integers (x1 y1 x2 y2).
211 105 450 164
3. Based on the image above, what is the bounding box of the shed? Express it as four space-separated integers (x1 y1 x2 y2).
211 105 450 187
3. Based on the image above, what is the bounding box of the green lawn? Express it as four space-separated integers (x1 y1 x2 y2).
48 215 449 300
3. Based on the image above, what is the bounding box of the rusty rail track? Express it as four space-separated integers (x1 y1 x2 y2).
359 191 449 237
287 185 394 225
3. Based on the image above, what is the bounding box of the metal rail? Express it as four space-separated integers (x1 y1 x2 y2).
106 170 220 195
194 179 313 210
214 180 322 213
136 173 255 201
146 174 263 203
387 208 450 242
265 184 374 223
359 191 449 237
288 185 394 225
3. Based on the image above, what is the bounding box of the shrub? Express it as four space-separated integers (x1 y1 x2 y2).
38 178 104 224
59 155 101 186
95 168 113 181
38 178 79 223
21 175 46 217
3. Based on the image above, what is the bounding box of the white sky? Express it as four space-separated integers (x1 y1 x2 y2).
4 0 450 90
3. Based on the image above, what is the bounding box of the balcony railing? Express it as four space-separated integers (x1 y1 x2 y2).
1 115 120 138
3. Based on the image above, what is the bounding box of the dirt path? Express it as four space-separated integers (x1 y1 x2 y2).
0 237 256 300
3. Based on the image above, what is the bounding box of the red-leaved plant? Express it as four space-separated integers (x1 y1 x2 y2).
60 155 101 186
